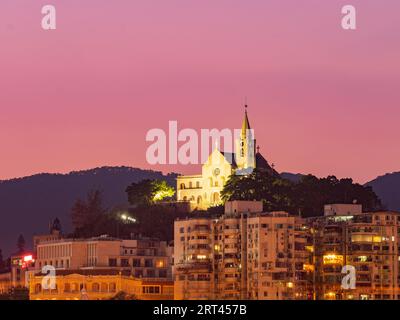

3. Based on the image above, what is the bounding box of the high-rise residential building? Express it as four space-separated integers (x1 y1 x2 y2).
173 201 313 300
174 216 214 300
308 204 400 300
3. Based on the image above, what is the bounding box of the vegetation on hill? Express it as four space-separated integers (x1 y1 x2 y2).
126 179 175 207
0 166 177 256
70 185 186 242
222 169 383 217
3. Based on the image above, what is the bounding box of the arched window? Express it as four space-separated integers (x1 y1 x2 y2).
183 196 187 201
180 183 185 189
189 182 193 189
101 283 108 292
197 196 202 205
35 283 42 294
190 196 195 202
196 181 200 188
92 283 100 292
109 283 116 293
212 192 220 203
64 283 70 293
71 283 79 293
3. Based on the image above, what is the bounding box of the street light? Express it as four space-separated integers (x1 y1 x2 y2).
116 212 137 238
120 213 136 223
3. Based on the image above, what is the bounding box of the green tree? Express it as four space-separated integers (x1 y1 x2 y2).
221 170 382 217
221 169 294 212
126 204 187 242
17 234 25 253
0 249 4 271
126 179 175 207
71 190 108 237
292 175 382 216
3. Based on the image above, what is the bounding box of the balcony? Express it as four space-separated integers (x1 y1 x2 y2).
175 260 212 272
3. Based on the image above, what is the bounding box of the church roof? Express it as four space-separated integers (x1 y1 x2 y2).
256 152 280 177
241 107 251 138
221 151 237 168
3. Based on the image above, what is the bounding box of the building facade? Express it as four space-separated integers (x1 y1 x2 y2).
29 269 173 300
0 272 11 295
35 236 172 280
173 201 313 300
309 204 400 300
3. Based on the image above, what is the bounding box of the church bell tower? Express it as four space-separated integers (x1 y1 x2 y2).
235 105 256 170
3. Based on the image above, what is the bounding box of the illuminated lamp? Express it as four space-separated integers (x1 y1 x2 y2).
23 255 34 262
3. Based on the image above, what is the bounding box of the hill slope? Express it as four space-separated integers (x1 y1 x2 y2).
366 172 400 212
0 167 177 257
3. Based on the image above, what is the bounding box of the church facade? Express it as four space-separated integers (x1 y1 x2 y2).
176 108 276 210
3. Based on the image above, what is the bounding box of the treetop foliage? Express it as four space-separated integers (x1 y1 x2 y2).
221 170 382 217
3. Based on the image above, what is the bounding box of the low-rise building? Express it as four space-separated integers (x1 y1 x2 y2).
0 272 11 295
35 236 172 280
29 269 173 300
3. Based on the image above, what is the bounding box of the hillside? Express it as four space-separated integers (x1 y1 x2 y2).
365 172 400 212
0 167 177 256
1 167 398 257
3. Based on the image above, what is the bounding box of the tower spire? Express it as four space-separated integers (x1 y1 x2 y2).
241 102 251 137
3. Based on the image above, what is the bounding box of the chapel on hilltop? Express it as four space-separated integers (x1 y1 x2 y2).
176 106 277 210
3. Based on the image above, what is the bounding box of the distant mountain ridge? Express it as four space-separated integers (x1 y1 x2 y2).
0 166 398 257
280 172 304 183
365 172 400 212
0 166 177 257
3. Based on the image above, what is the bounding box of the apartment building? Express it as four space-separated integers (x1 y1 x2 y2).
246 211 311 300
35 236 172 280
308 204 400 300
174 201 313 300
174 217 214 300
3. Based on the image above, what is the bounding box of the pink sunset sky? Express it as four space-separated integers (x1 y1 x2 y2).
0 0 399 183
